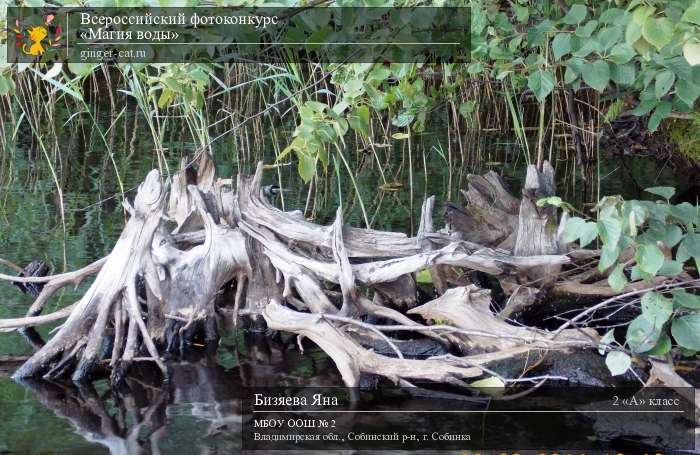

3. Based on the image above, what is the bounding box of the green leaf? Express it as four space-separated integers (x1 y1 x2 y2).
297 152 316 183
647 332 672 356
564 65 579 84
682 0 700 25
608 264 628 292
608 43 636 64
579 221 599 247
631 264 655 282
562 4 588 25
598 212 622 247
605 351 631 376
654 70 675 99
527 70 555 102
576 20 599 38
562 217 586 243
677 232 700 263
672 315 700 350
675 80 700 107
658 260 683 277
598 27 623 51
636 243 665 276
672 290 700 309
648 101 672 132
640 292 673 327
416 268 433 284
642 17 674 50
663 225 683 248
552 33 572 60
611 63 636 85
599 244 621 271
582 60 610 93
670 202 698 225
348 105 370 138
645 186 675 200
627 315 661 353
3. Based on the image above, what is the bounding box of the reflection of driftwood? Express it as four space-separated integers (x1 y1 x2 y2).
19 378 167 455
0 157 618 391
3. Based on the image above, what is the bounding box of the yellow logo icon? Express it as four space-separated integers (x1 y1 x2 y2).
13 14 62 57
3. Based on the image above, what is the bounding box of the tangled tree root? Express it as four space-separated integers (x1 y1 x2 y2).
3 154 662 391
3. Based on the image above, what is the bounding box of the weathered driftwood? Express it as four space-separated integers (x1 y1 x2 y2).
0 157 637 391
407 285 596 352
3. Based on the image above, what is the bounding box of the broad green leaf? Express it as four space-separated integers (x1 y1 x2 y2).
562 216 586 243
611 63 636 85
648 101 672 132
527 70 555 102
677 232 700 263
416 268 432 284
605 351 631 376
297 152 316 183
600 8 625 25
662 225 683 248
672 315 700 350
627 315 661 353
564 65 579 84
597 212 622 247
608 264 628 292
582 60 610 93
636 243 665 276
348 105 370 138
682 1 700 25
579 222 599 248
631 264 655 282
640 292 673 327
654 70 675 99
576 20 599 38
626 5 654 44
608 43 636 64
552 33 572 60
675 80 700 106
646 333 672 356
672 290 700 309
562 4 588 25
599 244 620 271
630 99 658 116
598 27 623 51
645 186 675 200
658 260 683 277
573 39 599 58
669 202 699 225
642 17 674 50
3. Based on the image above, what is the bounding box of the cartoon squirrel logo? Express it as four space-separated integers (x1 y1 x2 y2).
13 14 62 57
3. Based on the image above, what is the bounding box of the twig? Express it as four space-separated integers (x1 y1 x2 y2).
552 278 700 338
321 314 404 360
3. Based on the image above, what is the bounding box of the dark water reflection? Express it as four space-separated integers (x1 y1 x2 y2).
0 334 341 454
